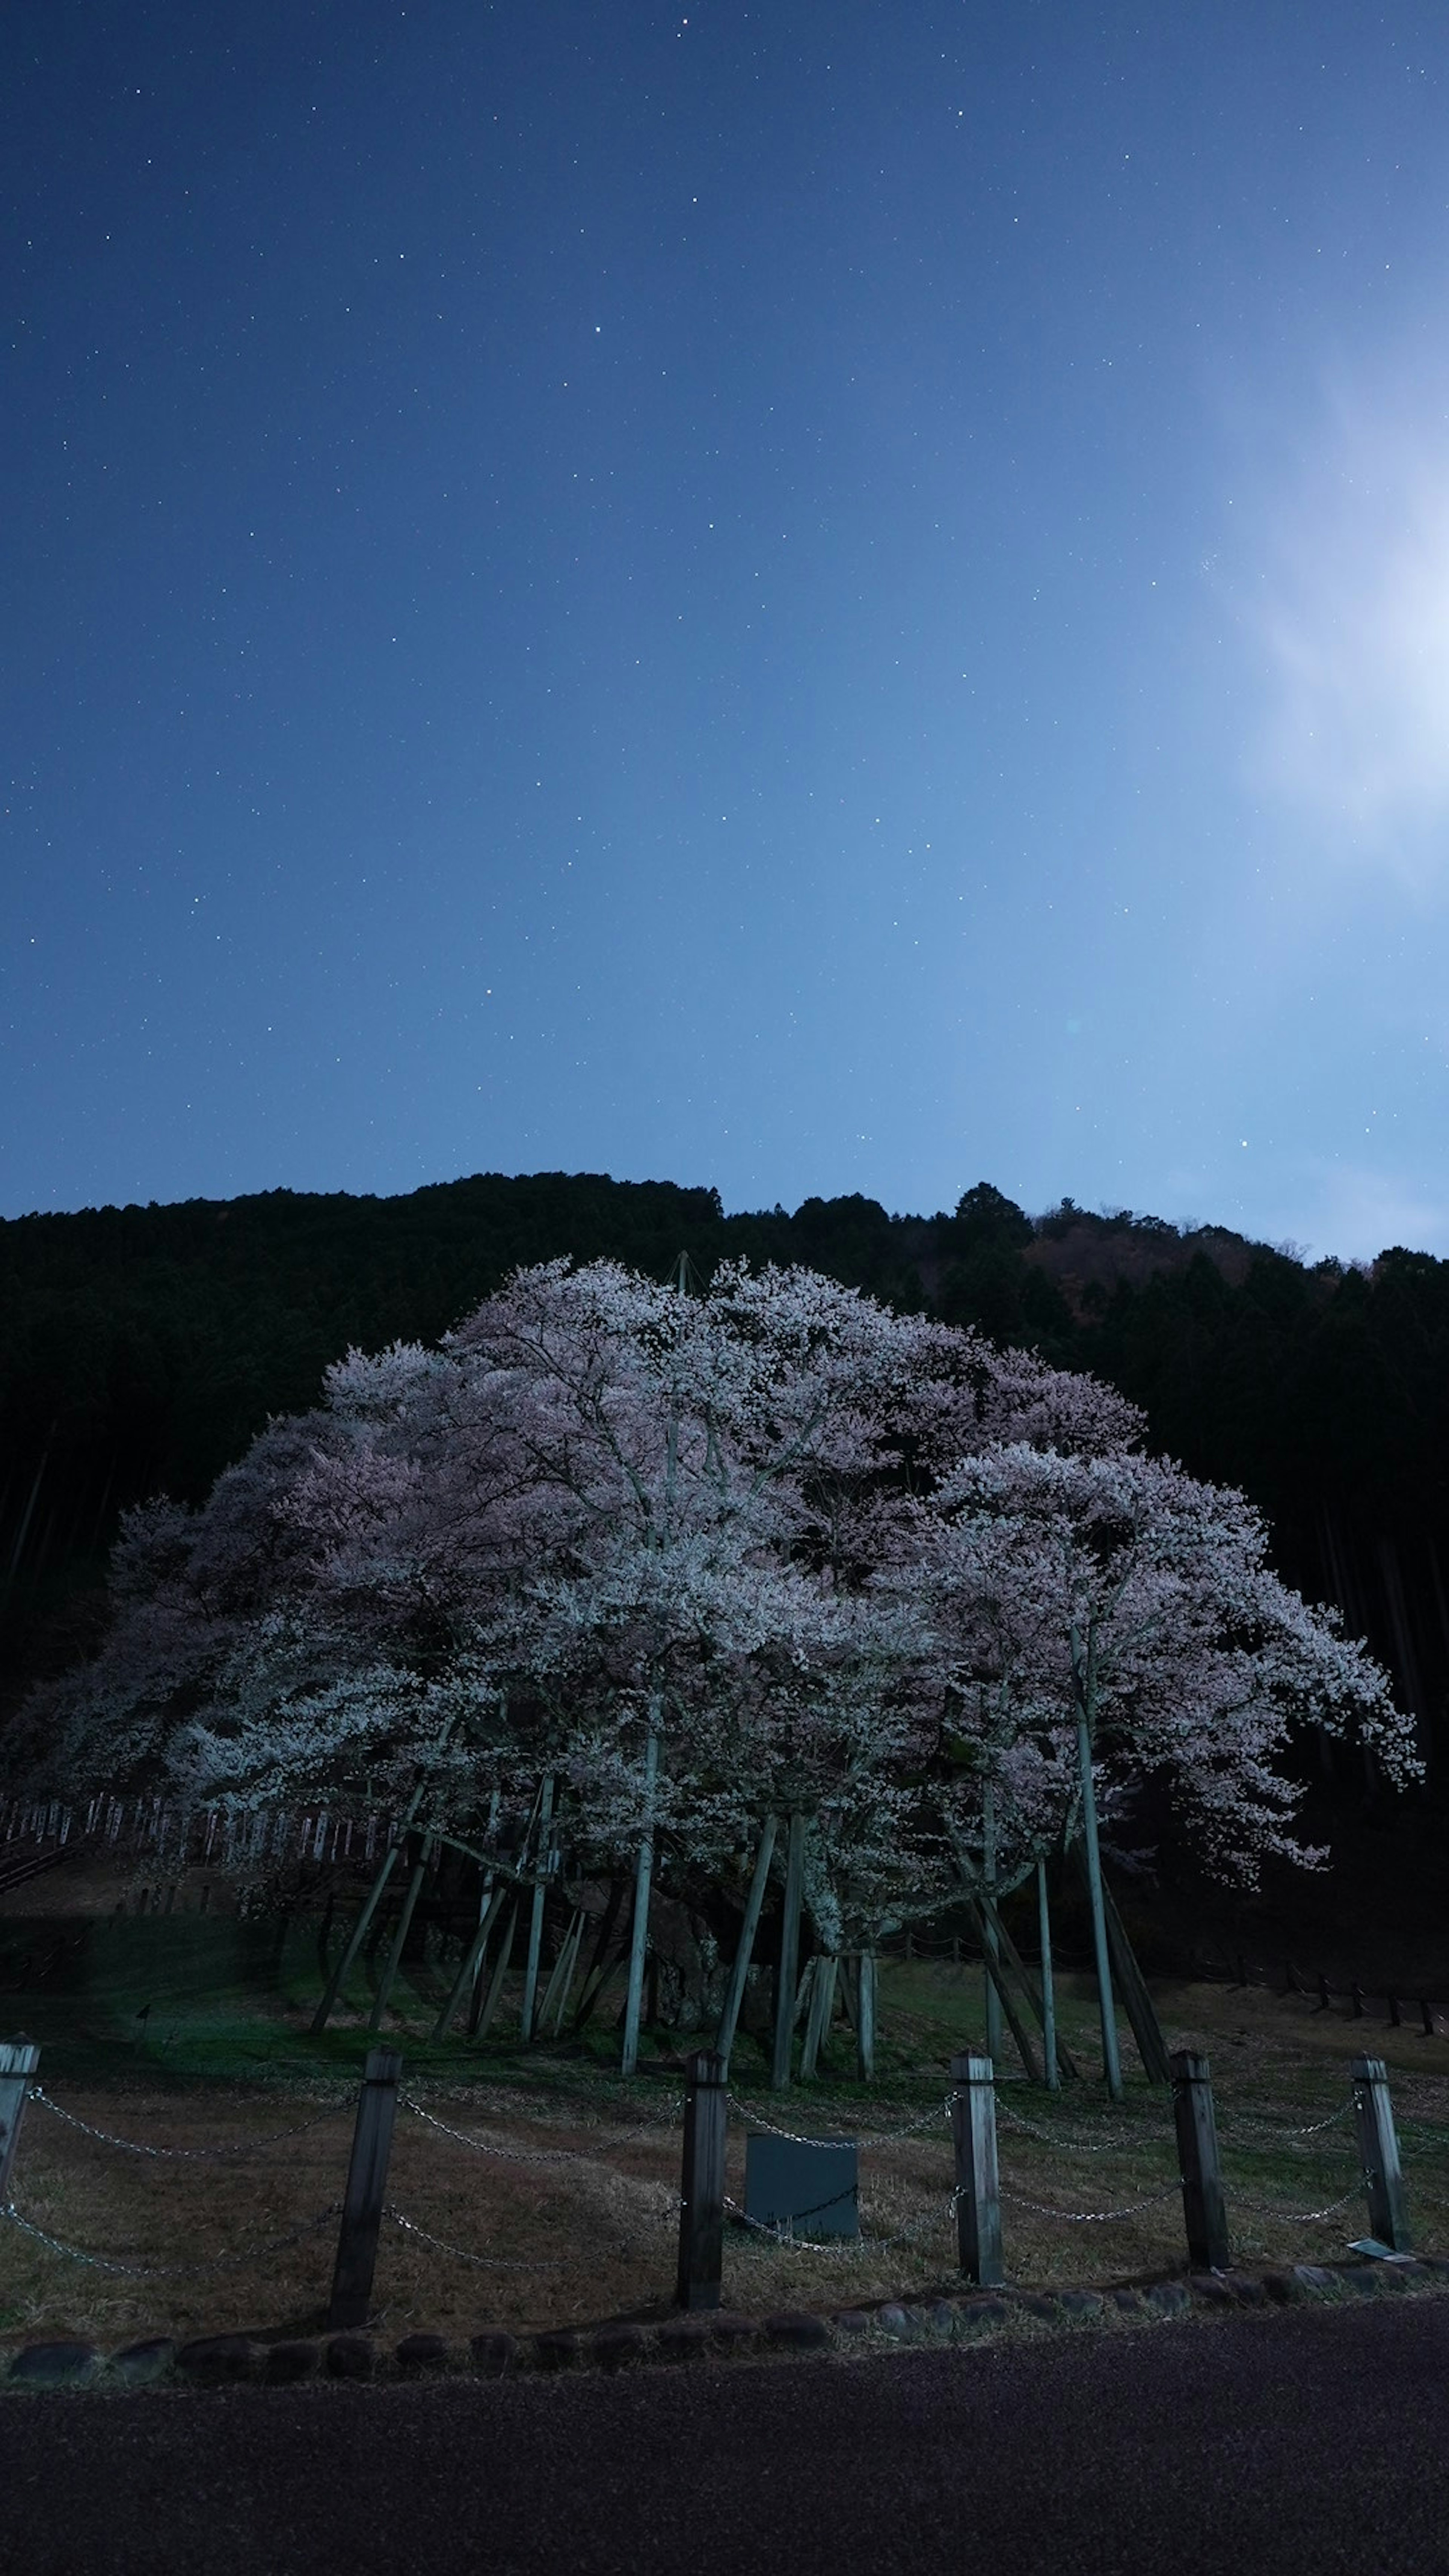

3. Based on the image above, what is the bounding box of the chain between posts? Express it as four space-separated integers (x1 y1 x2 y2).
1228 2184 1364 2223
1214 2095 1356 2142
998 2178 1186 2223
724 2188 961 2255
400 2093 684 2165
726 2092 951 2146
995 2101 1163 2155
0 2197 341 2277
29 2087 338 2160
384 2208 571 2270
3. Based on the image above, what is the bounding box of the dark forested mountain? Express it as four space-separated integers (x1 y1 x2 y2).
3 1170 1447 1795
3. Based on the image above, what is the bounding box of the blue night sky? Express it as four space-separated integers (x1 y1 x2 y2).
6 3 1449 1259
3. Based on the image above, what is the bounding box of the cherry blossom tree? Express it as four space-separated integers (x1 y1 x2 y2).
889 1443 1419 2090
14 1253 1413 2082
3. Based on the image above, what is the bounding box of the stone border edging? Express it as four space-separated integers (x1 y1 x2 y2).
4 2257 1447 2390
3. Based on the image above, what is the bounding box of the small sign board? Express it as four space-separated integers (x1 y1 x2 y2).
744 2133 859 2240
1346 2238 1415 2263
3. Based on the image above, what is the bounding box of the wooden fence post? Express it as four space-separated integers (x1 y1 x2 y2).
949 2051 1003 2288
328 2047 403 2330
675 2049 728 2310
1351 2055 1412 2252
0 2039 40 2199
1171 2048 1229 2271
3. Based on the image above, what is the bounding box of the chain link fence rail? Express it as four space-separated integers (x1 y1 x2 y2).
5 2044 1445 2319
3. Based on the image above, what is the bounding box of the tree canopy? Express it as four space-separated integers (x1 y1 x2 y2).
18 1258 1415 1942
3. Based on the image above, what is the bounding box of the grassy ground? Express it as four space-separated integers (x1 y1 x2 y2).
3 1899 1447 2353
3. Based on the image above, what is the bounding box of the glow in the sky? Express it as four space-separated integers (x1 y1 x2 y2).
4 4 1449 1264
1246 365 1449 878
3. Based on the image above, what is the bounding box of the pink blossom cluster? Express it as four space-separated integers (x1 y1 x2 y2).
19 1258 1417 1932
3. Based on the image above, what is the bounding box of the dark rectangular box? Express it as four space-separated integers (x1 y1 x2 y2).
743 2134 859 2239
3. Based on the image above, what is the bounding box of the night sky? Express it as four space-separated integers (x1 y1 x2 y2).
6 3 1449 1259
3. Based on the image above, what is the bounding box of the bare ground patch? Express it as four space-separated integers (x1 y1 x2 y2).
3 1970 1448 2348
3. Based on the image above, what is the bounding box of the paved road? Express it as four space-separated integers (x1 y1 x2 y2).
3 2298 1447 2576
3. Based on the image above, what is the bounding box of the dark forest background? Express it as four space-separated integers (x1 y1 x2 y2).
3 1168 1446 1970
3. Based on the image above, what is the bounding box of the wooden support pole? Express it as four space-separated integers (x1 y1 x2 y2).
538 1906 585 2035
1171 2048 1230 2271
714 1813 777 2065
789 1955 815 2039
1352 2055 1412 2252
969 1900 1040 2082
472 1899 518 2042
799 1953 838 2080
569 1877 628 2036
310 1787 424 2035
982 1787 1003 2067
856 1950 876 2082
441 1786 503 2042
980 1887 1081 2082
0 2039 39 2199
327 2047 402 2330
1037 1861 1059 2092
771 1810 807 2091
621 1729 658 2078
551 1909 587 2034
520 1776 556 2044
369 1843 428 2034
315 1889 337 1978
533 1907 572 2036
431 1882 508 2045
1075 1705 1123 2100
675 2048 728 2310
1088 1857 1173 2086
949 2052 1003 2288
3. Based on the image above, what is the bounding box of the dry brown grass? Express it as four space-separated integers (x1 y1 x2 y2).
3 1966 1448 2350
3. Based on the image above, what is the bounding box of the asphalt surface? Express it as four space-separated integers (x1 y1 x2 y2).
3 2296 1447 2576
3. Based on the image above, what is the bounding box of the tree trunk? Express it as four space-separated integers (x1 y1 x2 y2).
771 1809 807 2090
621 1717 660 2076
1072 1635 1122 2102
